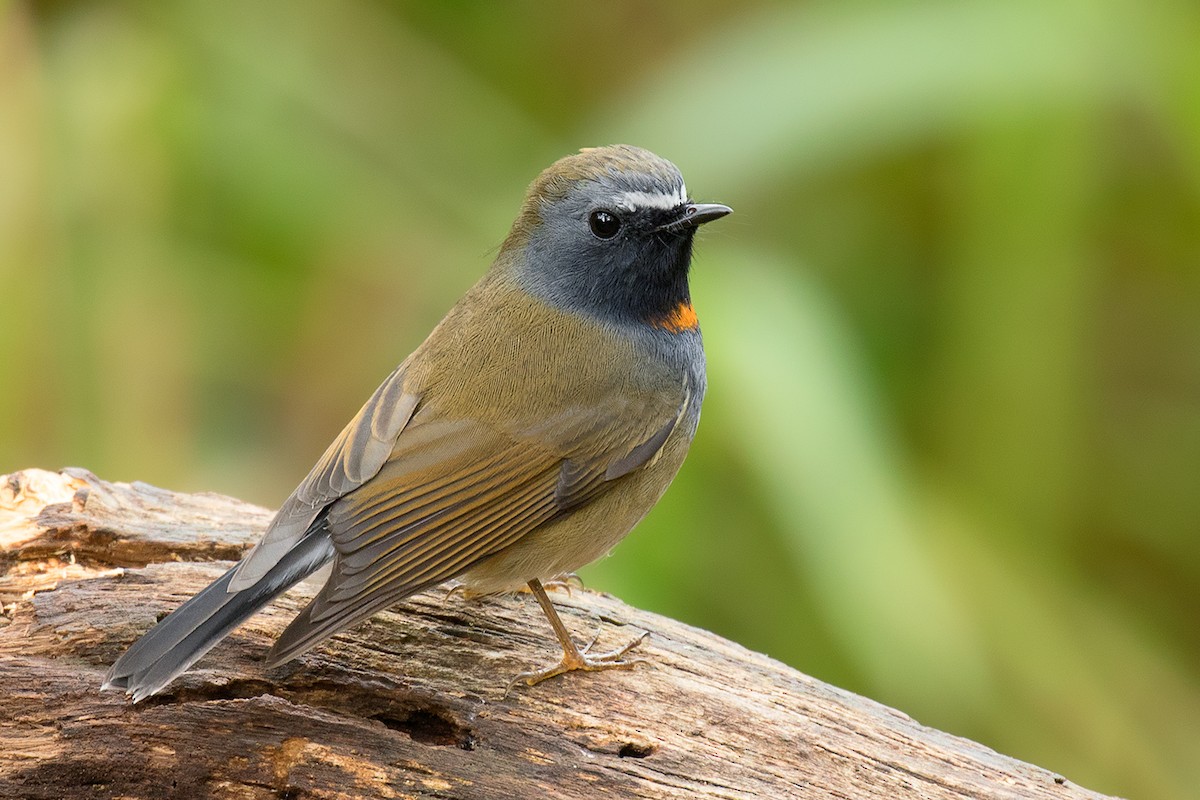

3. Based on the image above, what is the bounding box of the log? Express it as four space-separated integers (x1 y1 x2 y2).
0 467 1118 800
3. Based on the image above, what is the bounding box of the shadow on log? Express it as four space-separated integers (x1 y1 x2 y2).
1 467 1118 799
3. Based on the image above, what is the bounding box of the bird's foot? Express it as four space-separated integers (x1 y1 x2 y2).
505 630 649 694
542 573 584 595
515 573 585 596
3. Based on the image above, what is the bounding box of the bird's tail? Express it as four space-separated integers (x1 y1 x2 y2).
103 525 335 702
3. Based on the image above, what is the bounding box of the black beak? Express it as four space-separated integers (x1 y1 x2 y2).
656 202 733 233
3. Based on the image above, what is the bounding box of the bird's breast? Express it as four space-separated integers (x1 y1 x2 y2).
406 278 702 436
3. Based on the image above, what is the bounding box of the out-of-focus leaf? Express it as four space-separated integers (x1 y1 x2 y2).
700 243 991 712
598 0 1150 190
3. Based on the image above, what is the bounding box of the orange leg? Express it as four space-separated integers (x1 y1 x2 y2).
508 578 648 692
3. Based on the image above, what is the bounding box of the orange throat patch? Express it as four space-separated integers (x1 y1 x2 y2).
652 301 699 333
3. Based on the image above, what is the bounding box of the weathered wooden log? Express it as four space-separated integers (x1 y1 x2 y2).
0 467 1117 799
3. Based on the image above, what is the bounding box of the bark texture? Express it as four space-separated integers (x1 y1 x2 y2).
0 467 1118 800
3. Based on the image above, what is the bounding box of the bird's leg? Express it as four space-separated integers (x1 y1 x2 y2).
507 579 649 692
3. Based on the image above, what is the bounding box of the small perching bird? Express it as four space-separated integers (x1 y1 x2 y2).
104 145 731 701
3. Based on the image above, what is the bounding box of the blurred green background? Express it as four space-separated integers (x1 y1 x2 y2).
2 1 1198 797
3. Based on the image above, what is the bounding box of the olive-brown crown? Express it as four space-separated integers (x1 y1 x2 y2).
503 145 685 248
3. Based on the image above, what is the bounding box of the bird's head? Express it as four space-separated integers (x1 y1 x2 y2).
500 145 731 331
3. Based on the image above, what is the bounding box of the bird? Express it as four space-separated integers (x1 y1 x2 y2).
103 144 731 701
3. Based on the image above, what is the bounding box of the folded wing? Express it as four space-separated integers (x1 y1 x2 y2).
265 389 688 664
229 364 418 591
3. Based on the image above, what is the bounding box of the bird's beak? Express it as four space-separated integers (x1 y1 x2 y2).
656 202 733 232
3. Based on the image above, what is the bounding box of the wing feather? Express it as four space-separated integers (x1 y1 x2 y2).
264 374 692 662
228 366 418 591
323 467 555 606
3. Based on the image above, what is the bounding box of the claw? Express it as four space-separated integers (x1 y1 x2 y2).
520 573 584 597
587 630 648 660
543 573 585 596
505 632 651 695
503 579 651 697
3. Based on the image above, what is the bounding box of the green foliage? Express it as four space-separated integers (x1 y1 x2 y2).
3 2 1197 797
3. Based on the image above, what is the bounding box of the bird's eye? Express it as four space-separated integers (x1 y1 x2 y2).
588 209 621 239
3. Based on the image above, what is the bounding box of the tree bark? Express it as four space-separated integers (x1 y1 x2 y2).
0 467 1118 800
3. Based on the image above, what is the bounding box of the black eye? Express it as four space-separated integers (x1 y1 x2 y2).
588 209 621 239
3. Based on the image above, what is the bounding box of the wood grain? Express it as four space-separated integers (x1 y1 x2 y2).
0 468 1119 799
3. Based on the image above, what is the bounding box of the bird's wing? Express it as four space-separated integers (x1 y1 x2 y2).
265 384 690 663
229 365 419 591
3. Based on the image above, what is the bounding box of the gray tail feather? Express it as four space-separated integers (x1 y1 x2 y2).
102 527 335 702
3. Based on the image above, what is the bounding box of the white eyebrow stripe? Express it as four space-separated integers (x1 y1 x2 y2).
614 185 688 212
